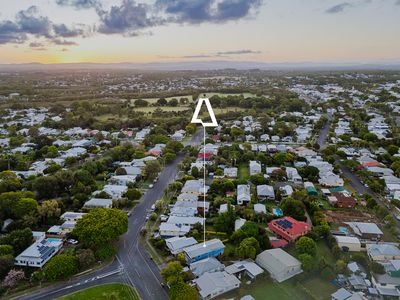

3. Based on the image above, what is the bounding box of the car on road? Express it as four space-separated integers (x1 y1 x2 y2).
126 211 131 217
149 184 154 189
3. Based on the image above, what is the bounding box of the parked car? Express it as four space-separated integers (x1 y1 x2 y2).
67 239 78 245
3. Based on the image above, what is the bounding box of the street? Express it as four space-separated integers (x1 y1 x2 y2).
15 129 203 300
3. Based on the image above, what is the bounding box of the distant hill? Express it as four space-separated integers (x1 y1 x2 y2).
1 60 400 71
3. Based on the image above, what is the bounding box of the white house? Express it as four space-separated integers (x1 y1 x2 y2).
237 185 251 205
256 185 275 200
165 237 198 255
335 236 361 252
15 238 63 268
195 271 240 300
224 167 238 178
255 248 302 282
84 198 113 208
159 222 191 237
249 161 261 176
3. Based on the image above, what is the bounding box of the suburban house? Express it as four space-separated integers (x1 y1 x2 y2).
328 192 357 208
225 260 264 280
249 161 262 176
15 238 63 268
184 239 225 264
237 185 251 205
165 236 198 255
195 271 240 300
346 222 383 240
190 257 225 278
367 244 400 261
268 217 310 242
304 182 318 196
159 223 191 237
84 198 113 209
256 185 275 200
335 236 362 252
224 167 238 178
254 203 266 214
182 179 209 196
286 167 303 184
255 248 302 282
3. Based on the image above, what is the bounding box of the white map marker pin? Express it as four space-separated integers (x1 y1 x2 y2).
191 97 218 127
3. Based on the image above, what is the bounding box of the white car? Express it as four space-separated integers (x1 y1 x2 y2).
149 184 154 189
67 239 78 245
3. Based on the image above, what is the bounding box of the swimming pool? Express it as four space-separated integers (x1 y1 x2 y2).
273 208 283 217
47 238 63 243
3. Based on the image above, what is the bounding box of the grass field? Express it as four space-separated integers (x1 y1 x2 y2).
132 106 191 113
58 283 140 300
238 163 250 182
222 267 337 300
130 95 194 104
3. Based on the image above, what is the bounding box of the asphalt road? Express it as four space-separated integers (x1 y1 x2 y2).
315 116 400 227
15 129 204 300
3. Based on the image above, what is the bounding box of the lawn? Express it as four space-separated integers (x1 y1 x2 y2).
221 269 337 300
132 106 190 113
58 283 140 300
238 163 250 182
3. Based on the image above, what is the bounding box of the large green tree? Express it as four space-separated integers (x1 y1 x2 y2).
73 209 128 248
295 236 317 257
43 254 78 281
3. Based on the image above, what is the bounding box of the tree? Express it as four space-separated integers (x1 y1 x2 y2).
125 189 142 201
295 237 317 257
191 166 199 178
0 228 32 255
2 269 25 289
38 200 61 225
73 208 128 249
236 237 260 259
214 205 235 234
370 261 385 274
33 176 60 199
0 245 14 257
43 254 78 281
161 261 184 285
0 171 22 193
185 124 196 134
0 255 14 279
157 98 168 106
335 259 348 274
299 253 316 272
169 281 198 300
169 98 178 107
280 198 305 221
135 99 148 107
75 249 96 270
299 166 319 182
12 198 38 219
144 160 162 180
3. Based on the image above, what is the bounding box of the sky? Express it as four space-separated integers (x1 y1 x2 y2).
0 0 399 64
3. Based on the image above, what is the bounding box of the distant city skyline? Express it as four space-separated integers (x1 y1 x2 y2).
0 0 399 64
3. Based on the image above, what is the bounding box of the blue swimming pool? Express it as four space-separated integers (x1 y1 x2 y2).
273 208 283 217
47 238 62 243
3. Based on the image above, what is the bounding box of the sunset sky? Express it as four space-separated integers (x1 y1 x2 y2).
0 0 399 64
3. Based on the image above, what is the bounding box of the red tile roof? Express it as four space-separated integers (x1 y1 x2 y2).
268 216 310 242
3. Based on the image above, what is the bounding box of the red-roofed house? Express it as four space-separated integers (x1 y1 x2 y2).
268 217 310 242
197 153 213 160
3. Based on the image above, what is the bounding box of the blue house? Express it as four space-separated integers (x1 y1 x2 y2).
184 239 225 264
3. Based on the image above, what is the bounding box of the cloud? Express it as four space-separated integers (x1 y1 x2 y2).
325 2 351 14
0 6 85 45
29 41 44 47
217 49 261 55
55 0 100 10
51 38 78 45
156 0 262 24
0 0 264 44
97 0 162 35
